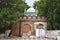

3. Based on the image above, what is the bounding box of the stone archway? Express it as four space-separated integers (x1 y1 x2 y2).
21 22 33 36
22 24 31 33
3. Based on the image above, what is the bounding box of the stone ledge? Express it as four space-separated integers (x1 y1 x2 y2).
0 37 56 40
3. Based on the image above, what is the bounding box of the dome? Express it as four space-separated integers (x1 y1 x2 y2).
27 7 35 12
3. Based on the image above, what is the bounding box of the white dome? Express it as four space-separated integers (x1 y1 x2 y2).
27 7 35 12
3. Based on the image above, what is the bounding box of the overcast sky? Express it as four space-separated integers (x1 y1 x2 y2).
25 0 39 7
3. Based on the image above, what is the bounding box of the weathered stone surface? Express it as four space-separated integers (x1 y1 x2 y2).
21 22 33 36
11 16 48 37
46 30 60 40
0 37 56 40
11 23 19 36
46 30 60 37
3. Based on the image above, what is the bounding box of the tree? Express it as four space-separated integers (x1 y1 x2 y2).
0 0 29 33
34 0 60 30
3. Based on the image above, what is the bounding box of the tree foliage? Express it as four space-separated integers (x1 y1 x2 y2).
34 0 60 30
0 0 29 33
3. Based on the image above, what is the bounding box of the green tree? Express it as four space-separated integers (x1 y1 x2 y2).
34 0 60 30
0 0 29 33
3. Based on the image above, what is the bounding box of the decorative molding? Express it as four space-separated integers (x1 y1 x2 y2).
20 16 48 22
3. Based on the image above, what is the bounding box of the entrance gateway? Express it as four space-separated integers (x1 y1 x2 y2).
11 7 48 37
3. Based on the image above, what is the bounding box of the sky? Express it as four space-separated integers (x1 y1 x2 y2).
25 0 39 7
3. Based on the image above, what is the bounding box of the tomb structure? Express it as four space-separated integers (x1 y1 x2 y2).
11 7 48 37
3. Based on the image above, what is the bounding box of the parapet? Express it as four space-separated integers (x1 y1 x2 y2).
20 16 48 22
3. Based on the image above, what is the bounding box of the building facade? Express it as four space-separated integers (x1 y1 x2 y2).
11 7 48 37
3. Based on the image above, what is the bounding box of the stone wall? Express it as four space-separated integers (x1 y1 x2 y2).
46 30 60 40
0 37 56 40
11 22 19 36
46 30 60 37
11 16 48 37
